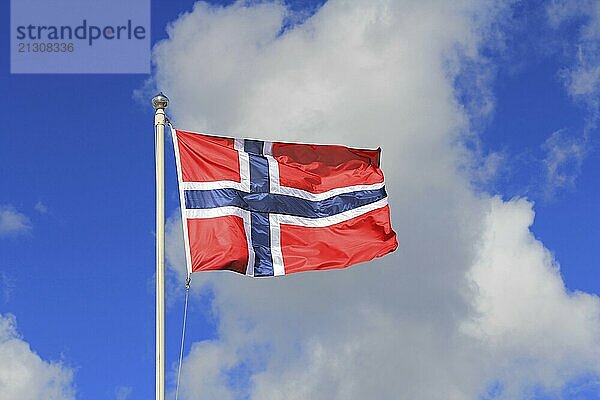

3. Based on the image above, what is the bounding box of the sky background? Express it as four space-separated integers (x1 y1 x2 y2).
1 1 600 399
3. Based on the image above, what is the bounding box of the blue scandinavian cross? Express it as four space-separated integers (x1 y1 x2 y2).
184 139 388 277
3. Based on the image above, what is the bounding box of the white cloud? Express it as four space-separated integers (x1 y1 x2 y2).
0 205 31 237
176 341 238 400
541 130 587 198
34 201 48 214
538 1 600 198
548 0 600 124
464 197 600 397
115 385 132 400
164 208 199 309
0 273 15 304
166 208 188 284
153 1 600 398
0 313 76 400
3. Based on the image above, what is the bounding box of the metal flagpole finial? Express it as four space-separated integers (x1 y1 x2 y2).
152 92 169 110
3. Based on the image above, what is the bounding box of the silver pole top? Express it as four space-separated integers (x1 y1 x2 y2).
152 92 169 110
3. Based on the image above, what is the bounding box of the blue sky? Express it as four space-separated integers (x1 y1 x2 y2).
479 9 600 298
1 1 600 399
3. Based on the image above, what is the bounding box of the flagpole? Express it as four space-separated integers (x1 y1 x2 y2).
152 92 169 400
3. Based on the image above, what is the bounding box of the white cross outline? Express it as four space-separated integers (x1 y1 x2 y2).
172 126 388 277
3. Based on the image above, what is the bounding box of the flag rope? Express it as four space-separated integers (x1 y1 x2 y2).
175 275 191 400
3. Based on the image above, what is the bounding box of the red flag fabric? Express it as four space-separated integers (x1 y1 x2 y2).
172 128 397 277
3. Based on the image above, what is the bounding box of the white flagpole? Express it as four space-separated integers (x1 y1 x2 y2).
152 92 169 400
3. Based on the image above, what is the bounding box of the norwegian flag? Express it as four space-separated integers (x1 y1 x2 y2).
172 128 398 277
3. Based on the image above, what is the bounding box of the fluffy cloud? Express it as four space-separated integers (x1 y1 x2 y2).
542 1 600 197
0 314 76 400
155 1 600 398
548 0 600 124
541 130 587 198
464 198 600 396
0 205 31 237
166 208 187 284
